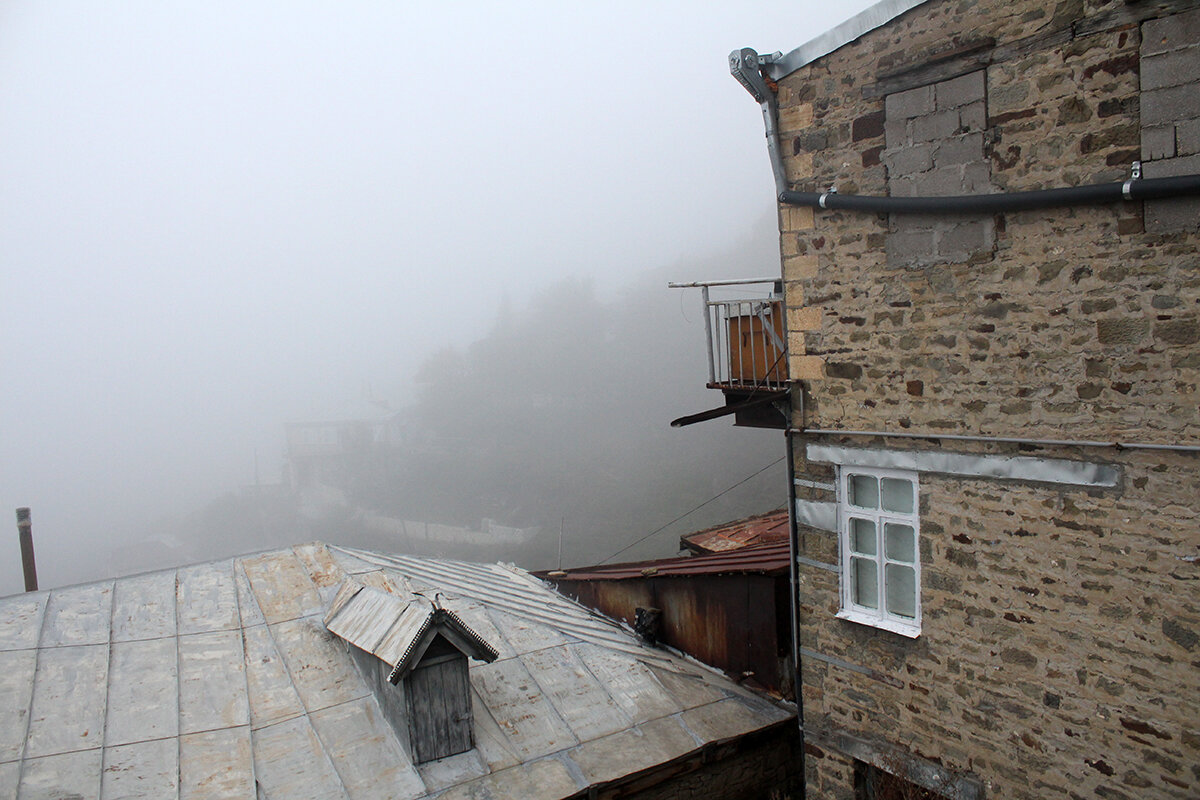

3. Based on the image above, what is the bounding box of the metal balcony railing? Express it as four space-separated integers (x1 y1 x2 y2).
669 278 788 392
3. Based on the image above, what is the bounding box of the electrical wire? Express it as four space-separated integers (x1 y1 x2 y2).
597 455 786 564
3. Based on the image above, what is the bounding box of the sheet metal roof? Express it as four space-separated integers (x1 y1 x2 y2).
546 541 792 582
0 542 790 799
679 509 790 554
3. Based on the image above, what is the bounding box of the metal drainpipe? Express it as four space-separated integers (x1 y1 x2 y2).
784 428 807 798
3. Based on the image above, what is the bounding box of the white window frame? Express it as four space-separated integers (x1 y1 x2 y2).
836 465 921 638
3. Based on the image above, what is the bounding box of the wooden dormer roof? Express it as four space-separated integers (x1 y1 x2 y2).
323 579 498 683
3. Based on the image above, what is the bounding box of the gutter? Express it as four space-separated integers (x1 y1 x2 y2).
729 47 1200 212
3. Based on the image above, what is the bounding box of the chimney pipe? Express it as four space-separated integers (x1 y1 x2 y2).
16 508 37 592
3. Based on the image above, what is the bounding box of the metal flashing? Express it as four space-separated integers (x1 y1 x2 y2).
806 444 1120 487
794 499 838 531
765 0 930 79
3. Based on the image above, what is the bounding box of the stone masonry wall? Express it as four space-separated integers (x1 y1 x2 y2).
770 0 1200 798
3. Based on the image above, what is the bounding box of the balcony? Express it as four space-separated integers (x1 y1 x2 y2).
669 278 789 429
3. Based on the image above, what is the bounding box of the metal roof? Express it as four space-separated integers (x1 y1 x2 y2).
544 541 793 582
0 542 790 799
762 0 930 79
679 509 790 554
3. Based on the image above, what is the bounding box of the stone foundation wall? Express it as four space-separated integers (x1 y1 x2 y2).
770 0 1200 798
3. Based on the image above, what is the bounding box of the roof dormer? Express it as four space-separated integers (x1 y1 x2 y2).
324 580 498 763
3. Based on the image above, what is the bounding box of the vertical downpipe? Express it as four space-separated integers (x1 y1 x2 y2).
16 507 37 592
701 285 716 385
785 431 806 798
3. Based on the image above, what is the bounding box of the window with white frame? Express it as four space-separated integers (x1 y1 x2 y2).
837 466 921 637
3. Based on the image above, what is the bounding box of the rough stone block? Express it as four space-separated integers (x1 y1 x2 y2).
789 306 822 332
885 84 935 120
1142 7 1200 57
886 229 936 266
853 110 886 142
917 165 970 196
884 118 909 148
781 205 815 232
791 355 826 380
1142 84 1200 127
958 101 988 132
1141 46 1200 91
938 219 994 258
778 103 815 132
962 161 993 193
1146 196 1200 232
912 110 962 143
883 143 934 176
1141 125 1177 161
888 176 918 197
1143 153 1200 179
1178 118 1200 156
783 254 819 281
936 71 986 110
935 133 985 168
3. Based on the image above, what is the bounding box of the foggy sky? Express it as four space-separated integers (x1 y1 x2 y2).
0 1 875 594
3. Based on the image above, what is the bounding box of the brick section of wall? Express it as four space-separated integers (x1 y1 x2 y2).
1141 6 1200 231
884 70 994 267
768 0 1200 798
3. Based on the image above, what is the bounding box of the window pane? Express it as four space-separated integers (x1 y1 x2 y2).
851 558 878 609
881 478 914 513
885 564 916 619
884 523 915 562
849 518 876 555
848 475 879 509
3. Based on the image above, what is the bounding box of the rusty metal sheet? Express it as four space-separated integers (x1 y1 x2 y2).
235 563 266 628
471 658 577 761
357 569 414 597
100 737 179 799
243 624 305 730
324 583 412 657
105 637 179 746
111 569 176 643
485 608 569 655
0 760 17 800
468 683 522 772
0 649 37 762
573 643 682 724
293 543 346 594
251 716 349 799
270 616 368 712
242 551 324 625
434 758 580 800
0 592 47 651
178 630 249 734
438 597 515 661
567 716 698 786
25 643 108 758
177 561 240 634
680 697 775 743
647 664 730 711
179 727 254 800
521 646 630 742
40 581 113 647
17 748 102 800
309 696 426 800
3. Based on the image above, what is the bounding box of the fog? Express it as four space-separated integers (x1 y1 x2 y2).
0 1 874 595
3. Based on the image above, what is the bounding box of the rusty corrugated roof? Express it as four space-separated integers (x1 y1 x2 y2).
543 540 791 582
679 509 790 554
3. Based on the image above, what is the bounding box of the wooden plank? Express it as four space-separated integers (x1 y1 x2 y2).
309 697 427 800
408 657 472 762
40 581 113 647
249 716 349 800
24 643 108 758
470 658 577 760
111 570 176 642
17 749 102 800
270 616 369 713
177 561 240 635
242 551 324 625
0 649 37 762
521 645 630 743
105 637 179 746
179 727 255 800
573 643 681 724
178 630 249 734
242 624 305 730
101 738 179 799
0 593 47 651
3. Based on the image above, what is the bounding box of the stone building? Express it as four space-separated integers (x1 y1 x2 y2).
715 0 1200 797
